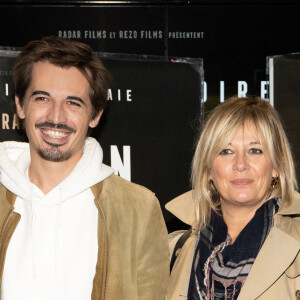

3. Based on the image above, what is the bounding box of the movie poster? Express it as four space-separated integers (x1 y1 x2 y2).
0 51 202 230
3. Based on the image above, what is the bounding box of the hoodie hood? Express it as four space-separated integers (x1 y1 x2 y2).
0 137 114 206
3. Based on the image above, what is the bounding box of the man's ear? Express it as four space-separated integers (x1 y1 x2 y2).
89 110 103 128
15 96 25 119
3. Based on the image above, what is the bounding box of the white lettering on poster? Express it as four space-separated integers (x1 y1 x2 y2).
2 113 9 129
126 90 132 101
168 32 204 39
238 81 248 97
0 82 10 97
111 145 131 181
202 81 270 103
57 30 203 40
107 89 132 101
0 70 12 76
1 113 20 130
84 31 107 39
58 30 81 39
12 114 19 130
140 31 163 39
220 81 225 103
119 31 138 39
260 81 269 99
203 81 207 102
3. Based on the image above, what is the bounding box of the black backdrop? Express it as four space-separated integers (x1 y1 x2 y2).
0 0 299 230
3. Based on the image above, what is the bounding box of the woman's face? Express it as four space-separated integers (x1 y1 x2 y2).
210 120 277 209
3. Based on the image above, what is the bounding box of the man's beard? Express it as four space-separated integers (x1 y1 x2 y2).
35 122 76 162
38 141 73 162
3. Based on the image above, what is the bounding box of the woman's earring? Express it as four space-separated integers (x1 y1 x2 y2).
271 175 280 190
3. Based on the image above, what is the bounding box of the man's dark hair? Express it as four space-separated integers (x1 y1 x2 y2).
13 36 111 120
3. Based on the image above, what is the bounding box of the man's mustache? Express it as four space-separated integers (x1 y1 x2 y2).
35 122 76 133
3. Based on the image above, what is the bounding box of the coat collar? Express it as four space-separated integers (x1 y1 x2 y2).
165 190 195 225
165 190 300 226
276 190 300 215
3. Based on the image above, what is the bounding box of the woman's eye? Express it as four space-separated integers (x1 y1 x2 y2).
219 149 233 155
249 148 263 154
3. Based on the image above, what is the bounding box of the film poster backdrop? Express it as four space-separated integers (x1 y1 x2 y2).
0 50 202 231
0 2 299 230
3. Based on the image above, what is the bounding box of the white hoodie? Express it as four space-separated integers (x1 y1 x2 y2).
0 137 114 300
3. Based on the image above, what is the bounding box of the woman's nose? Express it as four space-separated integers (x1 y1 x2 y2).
233 152 249 172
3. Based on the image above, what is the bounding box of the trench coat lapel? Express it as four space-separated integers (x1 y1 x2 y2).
165 190 195 226
238 224 300 300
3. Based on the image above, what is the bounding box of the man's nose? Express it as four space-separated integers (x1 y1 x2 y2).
46 101 67 124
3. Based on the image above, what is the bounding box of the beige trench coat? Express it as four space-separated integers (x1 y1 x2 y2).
165 190 300 300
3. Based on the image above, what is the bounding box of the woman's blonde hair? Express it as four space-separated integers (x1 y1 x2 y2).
191 96 297 230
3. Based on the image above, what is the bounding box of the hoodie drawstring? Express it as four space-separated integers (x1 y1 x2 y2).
30 185 37 278
55 188 62 275
30 185 63 278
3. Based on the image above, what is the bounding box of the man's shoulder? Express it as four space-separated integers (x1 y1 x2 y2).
96 175 164 231
95 174 158 210
104 174 155 198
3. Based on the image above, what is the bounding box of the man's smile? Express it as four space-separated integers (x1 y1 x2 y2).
41 129 69 139
35 121 76 133
35 121 76 145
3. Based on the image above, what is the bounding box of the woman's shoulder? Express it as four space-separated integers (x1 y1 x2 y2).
276 191 300 219
277 215 300 235
165 190 195 225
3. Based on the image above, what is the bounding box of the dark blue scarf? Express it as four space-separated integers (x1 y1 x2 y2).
188 198 279 300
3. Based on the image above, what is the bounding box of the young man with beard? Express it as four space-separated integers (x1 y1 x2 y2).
0 36 169 300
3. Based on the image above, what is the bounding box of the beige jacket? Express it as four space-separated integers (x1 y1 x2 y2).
0 174 169 300
165 190 300 300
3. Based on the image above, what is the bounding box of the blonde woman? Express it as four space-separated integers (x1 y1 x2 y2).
166 96 300 300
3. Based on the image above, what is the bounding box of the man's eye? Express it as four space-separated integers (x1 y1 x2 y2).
67 100 81 107
219 149 233 155
249 148 263 154
35 97 48 102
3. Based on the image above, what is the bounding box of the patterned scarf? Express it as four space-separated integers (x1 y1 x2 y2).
188 198 279 300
